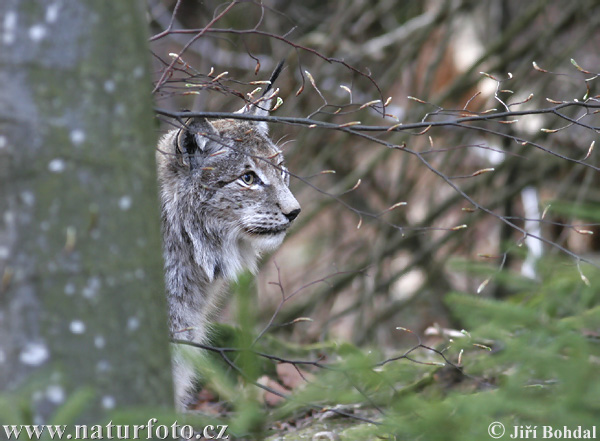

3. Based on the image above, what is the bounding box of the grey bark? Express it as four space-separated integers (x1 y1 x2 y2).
0 0 173 422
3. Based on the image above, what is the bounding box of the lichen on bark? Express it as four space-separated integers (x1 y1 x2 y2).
0 0 173 422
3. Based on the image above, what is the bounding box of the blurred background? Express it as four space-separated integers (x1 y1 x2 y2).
148 0 600 351
4 1 598 434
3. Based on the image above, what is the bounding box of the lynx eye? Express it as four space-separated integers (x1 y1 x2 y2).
240 171 258 186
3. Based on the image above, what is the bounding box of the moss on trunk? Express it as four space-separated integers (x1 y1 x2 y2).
0 0 173 422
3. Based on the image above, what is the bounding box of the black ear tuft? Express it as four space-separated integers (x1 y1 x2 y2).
175 117 219 170
235 60 285 135
262 59 285 97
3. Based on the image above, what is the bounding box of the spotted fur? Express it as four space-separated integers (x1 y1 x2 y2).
156 84 300 408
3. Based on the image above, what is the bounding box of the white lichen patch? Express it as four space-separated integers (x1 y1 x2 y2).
134 268 145 279
70 129 86 145
28 24 47 41
45 3 60 23
64 282 75 296
4 212 15 230
0 246 9 260
127 316 140 332
133 66 145 78
20 342 49 366
101 395 116 409
3 12 17 45
114 103 126 116
94 335 105 349
96 359 110 372
20 190 35 206
104 80 116 93
0 135 7 149
0 348 6 364
48 158 66 173
118 195 132 211
33 412 44 426
82 277 101 299
69 320 85 334
46 385 65 404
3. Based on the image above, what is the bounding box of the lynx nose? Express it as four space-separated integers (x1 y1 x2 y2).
284 208 301 222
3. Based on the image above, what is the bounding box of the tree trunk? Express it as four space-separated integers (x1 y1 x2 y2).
0 0 173 422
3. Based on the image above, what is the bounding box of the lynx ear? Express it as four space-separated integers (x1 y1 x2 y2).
248 95 274 136
235 99 272 136
176 117 219 170
235 60 285 135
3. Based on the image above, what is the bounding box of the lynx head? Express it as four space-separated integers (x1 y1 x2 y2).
157 106 300 281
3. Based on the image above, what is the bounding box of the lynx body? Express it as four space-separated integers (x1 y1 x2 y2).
156 75 300 407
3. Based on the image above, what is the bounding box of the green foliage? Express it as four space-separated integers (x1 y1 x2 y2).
264 254 598 439
377 262 600 440
2 259 598 441
548 201 600 222
48 388 96 427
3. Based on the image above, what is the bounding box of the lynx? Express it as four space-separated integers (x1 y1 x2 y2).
156 64 300 408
